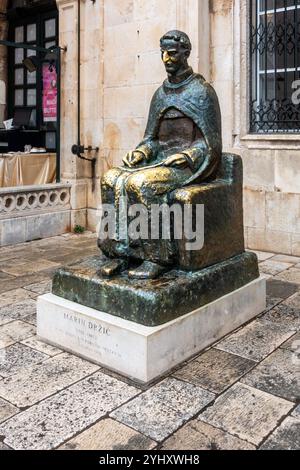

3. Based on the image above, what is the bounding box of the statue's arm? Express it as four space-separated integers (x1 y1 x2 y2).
178 139 220 181
180 140 208 172
134 137 159 163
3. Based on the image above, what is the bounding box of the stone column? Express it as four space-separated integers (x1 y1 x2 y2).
56 0 104 230
209 0 235 150
0 0 8 123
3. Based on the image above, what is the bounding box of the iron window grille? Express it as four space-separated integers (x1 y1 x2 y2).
250 0 300 133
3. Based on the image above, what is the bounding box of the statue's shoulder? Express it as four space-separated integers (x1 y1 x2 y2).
154 83 165 96
193 74 216 92
192 74 219 102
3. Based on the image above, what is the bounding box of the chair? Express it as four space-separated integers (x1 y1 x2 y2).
170 153 245 270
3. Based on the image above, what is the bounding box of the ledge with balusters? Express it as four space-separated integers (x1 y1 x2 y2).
0 183 72 246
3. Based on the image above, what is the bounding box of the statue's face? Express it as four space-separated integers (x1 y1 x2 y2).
160 40 189 75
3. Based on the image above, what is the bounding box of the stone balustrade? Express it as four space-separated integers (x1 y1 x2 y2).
0 183 72 246
0 184 71 218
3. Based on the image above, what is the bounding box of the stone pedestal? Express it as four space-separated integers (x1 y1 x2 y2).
51 252 259 326
37 276 266 383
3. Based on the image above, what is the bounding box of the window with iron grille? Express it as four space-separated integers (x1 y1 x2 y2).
250 0 300 133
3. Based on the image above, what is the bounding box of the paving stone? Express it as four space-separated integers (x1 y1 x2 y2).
33 247 73 259
1 260 60 277
32 237 71 249
0 272 14 281
0 321 35 349
260 300 300 332
38 252 74 263
0 299 36 321
260 416 300 450
0 272 52 295
199 382 293 446
259 272 272 280
67 239 98 248
0 343 48 378
0 289 35 308
271 254 300 265
252 251 274 261
241 348 300 402
22 313 36 326
59 418 156 450
0 250 23 263
0 258 35 272
0 372 139 450
173 348 256 394
0 352 100 407
23 280 52 295
276 268 300 284
280 332 300 352
21 336 62 357
161 420 255 450
216 319 293 362
292 405 300 418
283 291 300 309
0 398 18 424
265 297 282 311
259 260 293 276
50 251 96 266
111 378 215 442
0 315 12 327
61 232 96 240
266 279 299 300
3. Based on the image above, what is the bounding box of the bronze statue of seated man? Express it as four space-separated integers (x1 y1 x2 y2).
98 30 222 279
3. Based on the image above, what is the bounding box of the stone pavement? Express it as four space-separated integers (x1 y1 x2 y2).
0 234 299 450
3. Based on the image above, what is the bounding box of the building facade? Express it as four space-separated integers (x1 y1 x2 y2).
0 0 299 256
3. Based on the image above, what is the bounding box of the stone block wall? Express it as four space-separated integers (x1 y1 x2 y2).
210 0 300 256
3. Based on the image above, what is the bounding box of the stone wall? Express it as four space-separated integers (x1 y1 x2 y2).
209 0 300 256
56 0 103 231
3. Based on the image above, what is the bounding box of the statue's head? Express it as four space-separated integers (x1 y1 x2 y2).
160 30 192 76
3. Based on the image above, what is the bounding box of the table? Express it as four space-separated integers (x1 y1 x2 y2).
0 153 56 187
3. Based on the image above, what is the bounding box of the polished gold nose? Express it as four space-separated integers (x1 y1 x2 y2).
163 51 170 63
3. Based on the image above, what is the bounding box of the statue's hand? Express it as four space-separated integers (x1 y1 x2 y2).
123 151 145 168
164 153 189 169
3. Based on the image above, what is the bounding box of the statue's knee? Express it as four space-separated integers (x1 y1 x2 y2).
101 168 121 189
125 173 146 196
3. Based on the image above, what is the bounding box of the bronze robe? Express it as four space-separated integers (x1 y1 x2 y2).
99 72 222 265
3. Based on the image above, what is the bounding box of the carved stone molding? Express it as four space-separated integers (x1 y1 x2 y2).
0 183 71 219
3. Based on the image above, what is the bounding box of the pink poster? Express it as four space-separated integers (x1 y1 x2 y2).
42 64 57 122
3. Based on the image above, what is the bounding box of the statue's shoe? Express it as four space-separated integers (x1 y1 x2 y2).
128 261 167 280
99 258 128 277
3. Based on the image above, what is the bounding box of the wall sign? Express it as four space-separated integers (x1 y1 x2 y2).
42 64 57 122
